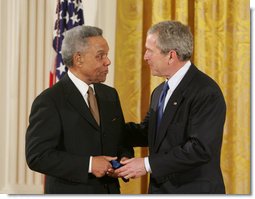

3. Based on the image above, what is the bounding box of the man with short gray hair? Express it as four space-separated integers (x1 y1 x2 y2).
26 25 134 194
116 20 226 194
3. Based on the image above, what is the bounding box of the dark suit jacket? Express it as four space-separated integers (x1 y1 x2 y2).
26 74 134 194
126 64 226 194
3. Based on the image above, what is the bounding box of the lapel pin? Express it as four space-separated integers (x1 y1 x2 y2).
173 102 178 106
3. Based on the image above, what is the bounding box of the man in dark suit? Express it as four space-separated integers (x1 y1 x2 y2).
25 26 134 194
115 21 226 194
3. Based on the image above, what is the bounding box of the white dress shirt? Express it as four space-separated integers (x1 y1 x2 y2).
67 70 94 173
144 61 191 173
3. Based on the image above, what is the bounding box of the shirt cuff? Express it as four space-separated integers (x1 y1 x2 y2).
144 157 152 173
88 156 92 173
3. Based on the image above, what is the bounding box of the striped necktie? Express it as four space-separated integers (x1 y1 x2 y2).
156 81 169 129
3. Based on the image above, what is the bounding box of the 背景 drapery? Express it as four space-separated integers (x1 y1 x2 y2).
115 0 250 194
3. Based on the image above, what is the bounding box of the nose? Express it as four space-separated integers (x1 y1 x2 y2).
144 50 149 61
104 56 111 66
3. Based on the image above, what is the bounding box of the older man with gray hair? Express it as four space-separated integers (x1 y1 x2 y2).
26 26 133 194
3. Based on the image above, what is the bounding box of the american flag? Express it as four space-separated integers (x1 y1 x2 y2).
50 0 85 86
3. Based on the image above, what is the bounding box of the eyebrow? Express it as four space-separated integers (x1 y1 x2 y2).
96 50 105 53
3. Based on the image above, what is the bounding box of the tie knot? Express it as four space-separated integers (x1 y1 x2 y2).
162 81 169 93
158 81 169 104
88 86 94 95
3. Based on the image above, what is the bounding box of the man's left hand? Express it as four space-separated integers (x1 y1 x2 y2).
106 156 130 178
115 158 147 179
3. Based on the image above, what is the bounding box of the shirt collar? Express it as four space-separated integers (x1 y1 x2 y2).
67 70 94 96
167 60 191 92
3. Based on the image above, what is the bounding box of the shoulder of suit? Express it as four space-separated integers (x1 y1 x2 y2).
186 68 224 100
194 69 221 90
33 79 65 103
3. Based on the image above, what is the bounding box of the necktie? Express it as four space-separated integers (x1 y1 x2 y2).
157 81 169 129
87 86 100 125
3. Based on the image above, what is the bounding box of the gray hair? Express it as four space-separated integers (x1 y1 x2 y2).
147 21 193 61
61 26 103 67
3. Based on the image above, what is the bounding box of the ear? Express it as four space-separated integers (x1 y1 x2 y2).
73 52 83 67
168 50 177 64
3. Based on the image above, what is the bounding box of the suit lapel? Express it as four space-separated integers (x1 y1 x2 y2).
60 75 99 130
154 64 198 151
148 86 162 148
154 91 184 150
94 84 108 130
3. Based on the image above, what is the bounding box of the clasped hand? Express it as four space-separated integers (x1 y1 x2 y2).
91 156 129 178
114 158 147 180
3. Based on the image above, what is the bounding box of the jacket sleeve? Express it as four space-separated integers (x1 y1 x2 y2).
25 92 90 183
125 111 150 147
113 90 135 159
124 88 158 147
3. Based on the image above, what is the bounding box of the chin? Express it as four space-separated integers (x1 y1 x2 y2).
151 71 159 77
100 78 106 83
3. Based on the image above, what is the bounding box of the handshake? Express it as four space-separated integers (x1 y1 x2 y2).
91 156 147 180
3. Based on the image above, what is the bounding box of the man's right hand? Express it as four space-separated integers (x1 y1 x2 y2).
91 156 117 177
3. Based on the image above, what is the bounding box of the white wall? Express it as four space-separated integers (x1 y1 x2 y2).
84 0 116 86
0 0 116 194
